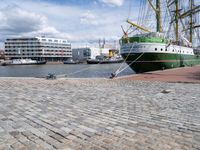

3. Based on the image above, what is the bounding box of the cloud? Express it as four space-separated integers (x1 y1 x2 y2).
99 0 124 6
0 0 136 48
0 4 71 42
80 11 99 25
0 5 46 34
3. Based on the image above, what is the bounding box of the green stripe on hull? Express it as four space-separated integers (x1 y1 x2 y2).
121 53 200 73
122 37 168 44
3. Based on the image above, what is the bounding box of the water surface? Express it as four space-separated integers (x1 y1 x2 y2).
0 63 134 78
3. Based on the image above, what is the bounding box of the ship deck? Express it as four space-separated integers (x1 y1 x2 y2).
119 65 200 84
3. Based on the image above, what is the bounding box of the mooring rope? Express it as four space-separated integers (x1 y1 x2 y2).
56 61 103 78
110 52 145 79
110 41 141 78
113 43 135 75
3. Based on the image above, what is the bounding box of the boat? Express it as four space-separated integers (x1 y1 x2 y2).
87 55 123 64
2 59 46 66
63 58 78 64
87 58 123 64
120 0 200 73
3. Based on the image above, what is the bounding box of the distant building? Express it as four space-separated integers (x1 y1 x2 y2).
72 47 120 62
4 37 72 61
72 47 108 62
72 39 120 62
72 48 91 63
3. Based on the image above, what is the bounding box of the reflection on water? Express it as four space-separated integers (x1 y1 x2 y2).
0 63 134 78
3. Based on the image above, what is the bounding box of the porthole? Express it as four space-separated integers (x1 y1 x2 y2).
161 48 163 51
165 49 167 51
155 48 157 51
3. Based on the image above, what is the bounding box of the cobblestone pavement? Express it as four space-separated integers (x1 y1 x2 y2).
0 78 200 150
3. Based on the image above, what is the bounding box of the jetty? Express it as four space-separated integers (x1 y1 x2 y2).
120 65 200 84
0 72 199 149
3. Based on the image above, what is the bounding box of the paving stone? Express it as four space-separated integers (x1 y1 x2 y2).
0 78 199 149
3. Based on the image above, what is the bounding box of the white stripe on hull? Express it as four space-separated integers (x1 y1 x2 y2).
120 43 194 56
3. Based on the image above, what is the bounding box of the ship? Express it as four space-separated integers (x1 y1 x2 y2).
120 0 200 73
63 58 78 64
87 55 123 64
2 59 46 66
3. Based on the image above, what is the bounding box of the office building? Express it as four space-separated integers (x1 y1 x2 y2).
5 37 72 61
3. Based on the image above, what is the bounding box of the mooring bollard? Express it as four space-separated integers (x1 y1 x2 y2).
110 73 116 79
46 73 56 80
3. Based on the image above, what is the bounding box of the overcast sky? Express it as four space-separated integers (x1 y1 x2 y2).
0 0 140 48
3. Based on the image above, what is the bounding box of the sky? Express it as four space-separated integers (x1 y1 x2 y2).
0 0 140 48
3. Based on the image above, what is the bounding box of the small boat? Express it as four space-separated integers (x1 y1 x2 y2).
63 59 78 64
2 59 46 66
87 57 123 64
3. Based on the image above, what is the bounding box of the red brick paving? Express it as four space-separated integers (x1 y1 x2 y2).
120 65 200 83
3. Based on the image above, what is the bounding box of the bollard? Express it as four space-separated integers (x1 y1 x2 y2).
110 73 116 79
46 73 56 80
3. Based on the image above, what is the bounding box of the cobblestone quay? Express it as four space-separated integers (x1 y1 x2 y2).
0 78 199 150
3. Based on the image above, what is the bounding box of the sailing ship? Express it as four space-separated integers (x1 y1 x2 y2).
120 0 200 73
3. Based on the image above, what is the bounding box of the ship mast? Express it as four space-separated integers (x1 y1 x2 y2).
179 0 200 45
147 0 163 32
167 0 179 43
189 0 194 43
156 0 162 32
175 0 179 43
126 0 163 33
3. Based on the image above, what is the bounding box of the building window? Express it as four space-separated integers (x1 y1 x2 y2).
42 39 46 41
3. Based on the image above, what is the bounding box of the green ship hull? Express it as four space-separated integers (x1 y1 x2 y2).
121 52 200 73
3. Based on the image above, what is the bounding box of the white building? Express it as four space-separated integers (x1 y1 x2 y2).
5 37 72 61
72 46 121 63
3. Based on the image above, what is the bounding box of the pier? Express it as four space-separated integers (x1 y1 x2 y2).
120 65 200 83
0 77 199 149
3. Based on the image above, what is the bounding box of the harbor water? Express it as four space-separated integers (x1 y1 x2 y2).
0 63 134 78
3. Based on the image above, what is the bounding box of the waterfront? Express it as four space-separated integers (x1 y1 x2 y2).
0 63 134 78
0 78 199 149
